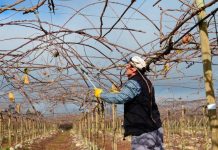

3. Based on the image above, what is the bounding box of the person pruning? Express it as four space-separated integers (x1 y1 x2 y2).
94 56 164 150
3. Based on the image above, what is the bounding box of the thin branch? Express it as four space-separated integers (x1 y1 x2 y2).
99 0 108 37
103 0 136 37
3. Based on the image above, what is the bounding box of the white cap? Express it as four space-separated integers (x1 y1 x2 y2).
129 56 146 70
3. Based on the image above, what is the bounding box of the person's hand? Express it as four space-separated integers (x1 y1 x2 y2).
110 84 120 93
94 88 103 98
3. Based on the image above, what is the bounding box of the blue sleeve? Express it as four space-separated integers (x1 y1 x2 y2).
100 80 141 104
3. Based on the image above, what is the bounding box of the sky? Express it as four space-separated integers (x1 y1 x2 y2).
0 0 217 115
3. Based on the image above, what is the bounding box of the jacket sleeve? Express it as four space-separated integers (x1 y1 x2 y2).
100 80 141 104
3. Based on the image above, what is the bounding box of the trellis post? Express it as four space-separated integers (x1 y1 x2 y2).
112 104 117 150
195 0 218 149
8 113 12 147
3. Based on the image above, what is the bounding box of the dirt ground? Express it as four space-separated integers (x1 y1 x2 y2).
22 130 209 150
22 130 131 150
22 131 81 150
22 131 130 150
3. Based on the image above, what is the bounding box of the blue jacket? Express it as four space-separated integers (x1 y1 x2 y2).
101 74 162 137
101 80 141 104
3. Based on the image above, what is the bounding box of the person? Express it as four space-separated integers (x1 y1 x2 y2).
94 56 164 150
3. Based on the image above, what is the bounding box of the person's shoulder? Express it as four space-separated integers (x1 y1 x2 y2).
125 79 140 88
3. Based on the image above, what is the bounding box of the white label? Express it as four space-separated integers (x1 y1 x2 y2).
207 103 216 110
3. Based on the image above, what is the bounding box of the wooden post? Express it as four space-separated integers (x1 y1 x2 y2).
25 118 28 140
167 110 170 143
95 111 99 138
21 117 23 143
91 111 96 150
8 113 12 147
23 117 26 142
79 119 82 135
87 112 91 149
100 105 105 150
84 113 87 145
195 0 218 149
37 119 39 138
39 120 41 136
15 117 18 145
39 120 42 136
40 120 42 137
81 118 83 138
95 110 99 149
181 105 186 149
0 113 3 147
112 104 117 150
32 119 35 139
43 121 46 135
118 118 122 135
35 119 37 138
25 117 28 141
29 118 32 140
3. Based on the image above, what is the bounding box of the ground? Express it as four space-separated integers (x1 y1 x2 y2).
22 131 80 150
21 130 131 150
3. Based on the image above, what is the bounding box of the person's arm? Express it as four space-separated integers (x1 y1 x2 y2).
100 80 141 104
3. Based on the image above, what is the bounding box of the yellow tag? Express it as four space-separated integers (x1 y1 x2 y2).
94 88 103 98
8 92 15 102
176 50 183 54
163 63 170 72
16 104 21 113
23 74 30 84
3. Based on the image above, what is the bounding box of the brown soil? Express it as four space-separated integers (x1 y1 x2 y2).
23 131 80 150
18 130 131 150
85 132 131 150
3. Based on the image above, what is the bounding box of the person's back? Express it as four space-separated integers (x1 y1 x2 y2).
124 74 162 137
